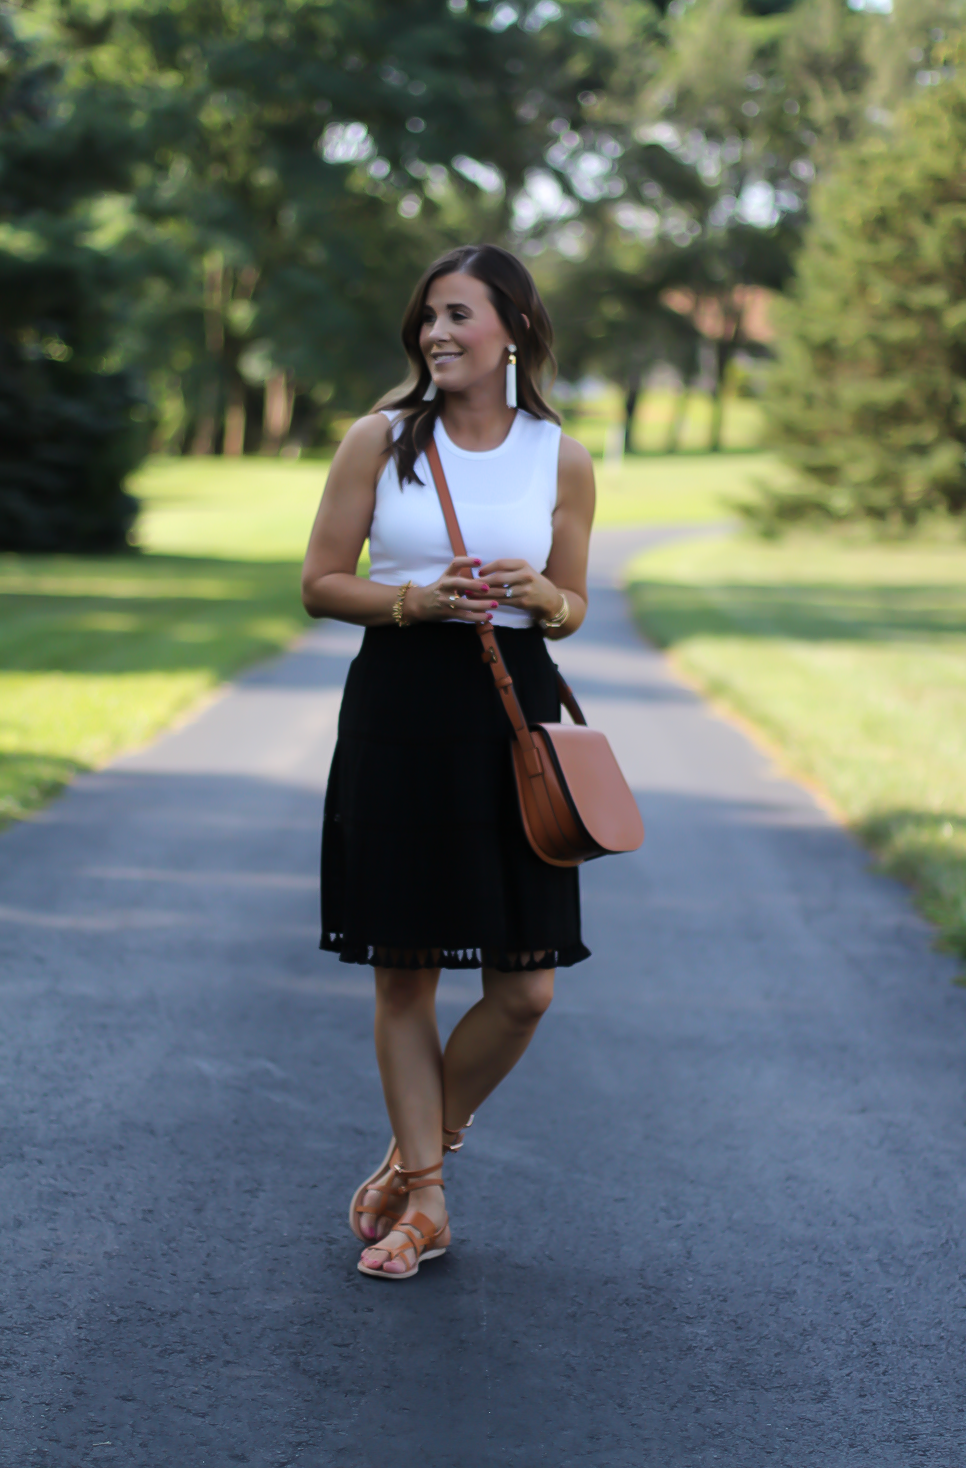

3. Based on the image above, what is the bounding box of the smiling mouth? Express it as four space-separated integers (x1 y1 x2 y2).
431 352 463 364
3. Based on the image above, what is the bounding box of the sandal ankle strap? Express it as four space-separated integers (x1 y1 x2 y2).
393 1158 445 1191
443 1113 475 1153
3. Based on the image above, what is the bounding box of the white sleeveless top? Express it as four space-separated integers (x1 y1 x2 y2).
368 410 561 629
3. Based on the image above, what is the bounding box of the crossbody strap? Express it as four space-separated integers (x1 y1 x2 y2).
425 437 587 736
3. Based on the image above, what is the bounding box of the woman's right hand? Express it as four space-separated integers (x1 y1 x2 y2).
406 557 499 625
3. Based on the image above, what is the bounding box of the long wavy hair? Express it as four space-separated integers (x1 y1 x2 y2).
374 244 560 486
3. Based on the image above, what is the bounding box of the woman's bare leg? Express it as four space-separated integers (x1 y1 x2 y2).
441 967 555 1135
359 966 449 1273
359 965 554 1271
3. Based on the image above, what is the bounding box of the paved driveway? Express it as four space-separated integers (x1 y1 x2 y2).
2 527 963 1466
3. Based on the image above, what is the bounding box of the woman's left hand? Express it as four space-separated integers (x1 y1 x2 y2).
476 559 563 621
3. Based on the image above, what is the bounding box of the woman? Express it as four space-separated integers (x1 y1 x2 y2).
301 244 595 1279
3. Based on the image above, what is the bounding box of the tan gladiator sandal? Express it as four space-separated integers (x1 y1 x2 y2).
349 1137 406 1244
443 1113 475 1153
357 1161 451 1280
350 1116 474 1241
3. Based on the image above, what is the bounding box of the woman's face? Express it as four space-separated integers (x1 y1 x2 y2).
419 272 512 395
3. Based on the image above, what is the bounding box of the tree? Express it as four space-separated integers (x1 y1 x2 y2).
123 0 619 452
753 41 966 527
529 0 799 450
543 232 701 452
0 7 156 551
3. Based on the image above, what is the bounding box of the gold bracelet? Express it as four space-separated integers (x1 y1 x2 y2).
392 580 413 628
539 591 570 631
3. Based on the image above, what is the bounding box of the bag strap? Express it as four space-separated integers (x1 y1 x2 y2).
425 437 587 734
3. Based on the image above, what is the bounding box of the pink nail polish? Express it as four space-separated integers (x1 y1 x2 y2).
491 602 499 609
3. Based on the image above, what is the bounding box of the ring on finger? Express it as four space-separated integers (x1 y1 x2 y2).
505 587 512 599
448 594 457 606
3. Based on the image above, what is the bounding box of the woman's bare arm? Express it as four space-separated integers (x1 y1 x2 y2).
477 433 595 640
301 415 396 623
301 415 496 626
543 433 595 639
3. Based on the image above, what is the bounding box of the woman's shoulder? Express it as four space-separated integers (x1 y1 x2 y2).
328 412 396 486
342 411 396 443
338 411 396 456
558 431 593 473
556 433 595 512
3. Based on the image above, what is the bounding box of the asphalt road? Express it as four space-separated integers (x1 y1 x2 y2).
2 526 964 1467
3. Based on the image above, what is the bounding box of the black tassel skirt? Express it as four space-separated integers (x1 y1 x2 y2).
320 622 590 972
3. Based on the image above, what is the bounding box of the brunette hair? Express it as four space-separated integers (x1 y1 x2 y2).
374 244 560 485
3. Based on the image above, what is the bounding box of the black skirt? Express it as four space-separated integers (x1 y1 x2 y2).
320 622 590 971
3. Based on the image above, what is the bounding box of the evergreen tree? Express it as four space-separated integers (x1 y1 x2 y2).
755 40 966 527
0 8 154 551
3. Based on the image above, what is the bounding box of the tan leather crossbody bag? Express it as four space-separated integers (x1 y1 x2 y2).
426 439 644 869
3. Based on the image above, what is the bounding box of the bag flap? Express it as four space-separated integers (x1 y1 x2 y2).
533 723 644 854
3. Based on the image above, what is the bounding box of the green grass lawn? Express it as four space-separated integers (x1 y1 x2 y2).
0 457 326 826
626 532 966 970
593 452 784 525
1 448 753 828
0 555 309 825
134 454 328 560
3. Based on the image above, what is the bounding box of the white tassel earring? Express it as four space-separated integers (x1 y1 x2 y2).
506 345 517 409
423 378 437 401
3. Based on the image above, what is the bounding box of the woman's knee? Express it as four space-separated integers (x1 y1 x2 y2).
374 966 439 1015
487 970 555 1028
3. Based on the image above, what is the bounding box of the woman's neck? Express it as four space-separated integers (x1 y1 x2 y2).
439 378 516 452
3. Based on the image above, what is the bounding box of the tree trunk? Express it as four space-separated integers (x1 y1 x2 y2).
261 371 294 455
709 305 743 453
223 375 246 457
624 375 641 456
709 344 726 453
191 253 226 456
667 382 690 454
190 380 219 456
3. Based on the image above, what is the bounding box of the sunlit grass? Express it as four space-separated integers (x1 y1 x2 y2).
0 552 307 825
626 532 966 967
593 453 786 526
133 454 327 560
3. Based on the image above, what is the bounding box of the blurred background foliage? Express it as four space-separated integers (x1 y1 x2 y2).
2 0 965 549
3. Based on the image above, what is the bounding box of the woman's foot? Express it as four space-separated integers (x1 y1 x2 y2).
359 1185 450 1275
349 1138 407 1243
354 1118 471 1241
357 1156 406 1242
